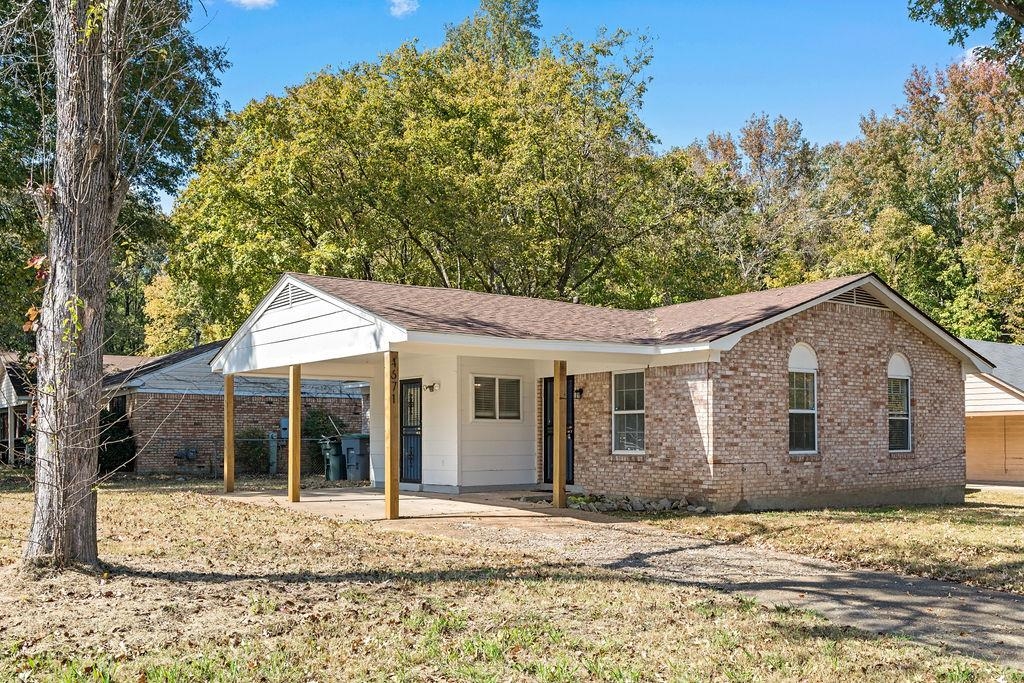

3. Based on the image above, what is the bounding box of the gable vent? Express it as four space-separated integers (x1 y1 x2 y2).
266 283 316 311
833 286 886 309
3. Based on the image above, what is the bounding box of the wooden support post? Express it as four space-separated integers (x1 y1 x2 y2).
552 360 568 508
288 364 302 502
384 351 400 520
6 406 13 465
223 374 235 493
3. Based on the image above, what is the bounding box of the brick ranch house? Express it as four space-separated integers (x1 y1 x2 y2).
210 272 992 516
102 342 367 474
961 338 1024 484
1 353 148 464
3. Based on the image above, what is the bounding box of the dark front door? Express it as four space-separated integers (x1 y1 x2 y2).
400 379 422 484
542 375 574 485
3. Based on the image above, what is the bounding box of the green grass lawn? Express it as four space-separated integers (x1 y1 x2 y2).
0 474 1019 681
626 487 1024 595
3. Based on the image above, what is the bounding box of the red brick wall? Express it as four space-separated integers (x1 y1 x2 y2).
709 300 964 510
126 392 365 474
539 300 966 510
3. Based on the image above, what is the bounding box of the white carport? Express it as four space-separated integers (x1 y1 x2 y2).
210 273 718 519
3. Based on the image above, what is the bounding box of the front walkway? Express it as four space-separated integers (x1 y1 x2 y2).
225 488 1024 666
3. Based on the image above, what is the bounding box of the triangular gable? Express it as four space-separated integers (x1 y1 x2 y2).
709 274 994 374
211 274 407 375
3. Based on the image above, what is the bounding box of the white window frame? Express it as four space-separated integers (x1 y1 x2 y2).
887 375 912 453
788 370 818 455
611 369 645 455
471 375 523 422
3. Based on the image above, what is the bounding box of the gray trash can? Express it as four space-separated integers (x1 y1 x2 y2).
343 434 370 481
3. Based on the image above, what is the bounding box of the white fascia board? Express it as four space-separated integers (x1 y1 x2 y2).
402 330 711 357
211 274 408 374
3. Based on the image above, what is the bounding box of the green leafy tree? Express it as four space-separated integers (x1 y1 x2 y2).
0 0 225 355
910 0 1024 76
165 0 738 332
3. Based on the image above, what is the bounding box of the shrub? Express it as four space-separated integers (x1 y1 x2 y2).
235 427 270 473
303 406 347 439
98 407 137 474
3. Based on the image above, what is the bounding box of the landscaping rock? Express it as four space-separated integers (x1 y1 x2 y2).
630 499 645 512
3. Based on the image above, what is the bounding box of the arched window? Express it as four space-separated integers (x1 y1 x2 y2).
887 353 912 452
788 344 818 453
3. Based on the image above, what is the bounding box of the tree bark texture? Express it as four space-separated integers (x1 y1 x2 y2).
24 0 128 566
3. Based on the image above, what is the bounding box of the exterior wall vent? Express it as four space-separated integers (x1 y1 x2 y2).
267 283 316 311
833 286 886 309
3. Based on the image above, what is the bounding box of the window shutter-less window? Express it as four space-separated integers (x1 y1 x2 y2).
474 377 496 419
498 378 521 419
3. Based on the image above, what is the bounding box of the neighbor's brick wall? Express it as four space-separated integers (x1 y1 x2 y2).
708 300 964 510
126 392 365 473
541 300 966 510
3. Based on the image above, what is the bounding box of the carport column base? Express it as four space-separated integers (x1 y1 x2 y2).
552 359 568 508
384 351 400 519
288 364 301 503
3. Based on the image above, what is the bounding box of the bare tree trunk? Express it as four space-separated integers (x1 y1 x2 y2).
24 0 128 567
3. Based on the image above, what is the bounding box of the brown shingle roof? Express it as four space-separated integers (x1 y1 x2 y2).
290 273 868 346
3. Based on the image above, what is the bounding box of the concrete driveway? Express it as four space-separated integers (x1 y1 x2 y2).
224 486 1024 666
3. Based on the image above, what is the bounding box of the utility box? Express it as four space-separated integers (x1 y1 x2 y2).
342 434 370 481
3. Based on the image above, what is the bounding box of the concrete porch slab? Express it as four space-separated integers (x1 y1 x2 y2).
220 486 587 523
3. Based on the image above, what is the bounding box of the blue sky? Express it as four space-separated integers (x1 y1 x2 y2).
190 0 973 150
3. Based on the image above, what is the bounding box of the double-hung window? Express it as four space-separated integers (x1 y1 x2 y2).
612 371 645 453
887 354 912 452
473 376 521 420
788 344 818 454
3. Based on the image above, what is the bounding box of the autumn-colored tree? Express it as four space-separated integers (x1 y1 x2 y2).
820 61 1024 340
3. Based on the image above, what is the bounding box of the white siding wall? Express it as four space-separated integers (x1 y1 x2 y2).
403 354 459 488
368 353 459 490
458 356 538 487
966 374 1024 414
369 359 384 485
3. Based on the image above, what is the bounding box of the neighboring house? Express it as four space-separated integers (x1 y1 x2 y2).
104 342 367 473
962 339 1024 483
212 271 992 513
1 353 149 464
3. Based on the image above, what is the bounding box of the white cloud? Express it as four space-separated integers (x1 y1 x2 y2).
388 0 418 18
227 0 276 9
959 45 983 66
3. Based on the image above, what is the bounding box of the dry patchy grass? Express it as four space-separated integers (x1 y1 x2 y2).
631 487 1024 594
0 475 1018 682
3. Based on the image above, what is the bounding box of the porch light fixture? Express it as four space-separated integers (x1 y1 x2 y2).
573 387 584 400
424 382 440 393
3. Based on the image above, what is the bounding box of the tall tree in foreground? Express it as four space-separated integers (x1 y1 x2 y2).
1 0 223 566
